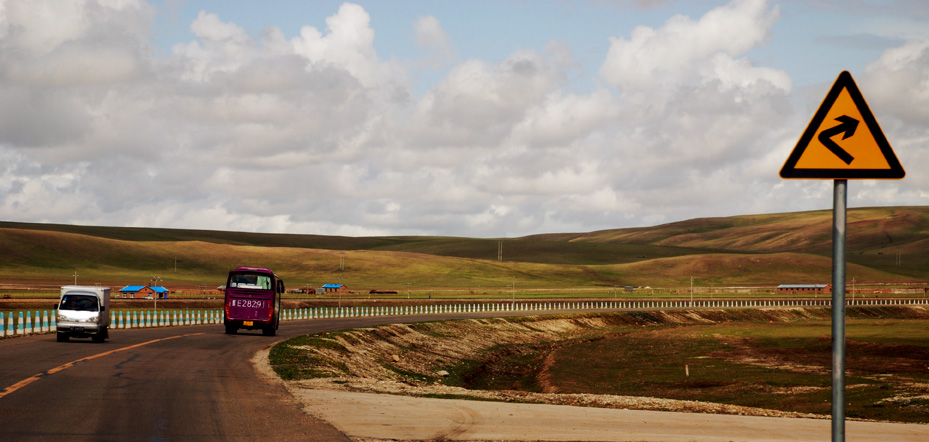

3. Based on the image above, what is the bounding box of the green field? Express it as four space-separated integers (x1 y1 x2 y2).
269 307 929 422
2 206 927 292
538 315 929 422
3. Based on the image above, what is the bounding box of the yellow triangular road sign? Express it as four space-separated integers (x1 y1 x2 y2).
780 71 904 179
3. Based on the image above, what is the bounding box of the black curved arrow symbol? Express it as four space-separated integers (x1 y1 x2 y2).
818 115 859 165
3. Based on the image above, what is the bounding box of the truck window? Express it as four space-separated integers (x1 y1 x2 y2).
60 295 99 312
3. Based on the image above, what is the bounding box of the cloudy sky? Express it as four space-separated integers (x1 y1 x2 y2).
1 0 927 237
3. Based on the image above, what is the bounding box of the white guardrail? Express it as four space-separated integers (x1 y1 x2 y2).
2 298 927 338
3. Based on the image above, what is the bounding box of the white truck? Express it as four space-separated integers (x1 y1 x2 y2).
56 286 111 342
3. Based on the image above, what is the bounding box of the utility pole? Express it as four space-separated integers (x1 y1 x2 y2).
151 275 162 313
690 277 694 307
511 277 516 304
73 269 79 285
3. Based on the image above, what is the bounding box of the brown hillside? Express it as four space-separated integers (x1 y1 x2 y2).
612 253 899 287
3 207 927 288
563 207 929 254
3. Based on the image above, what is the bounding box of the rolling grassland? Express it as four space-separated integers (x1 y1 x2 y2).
1 206 926 291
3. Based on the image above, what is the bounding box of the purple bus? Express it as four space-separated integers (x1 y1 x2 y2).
223 267 283 336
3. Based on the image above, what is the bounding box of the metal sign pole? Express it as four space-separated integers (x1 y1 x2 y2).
780 71 903 441
831 179 847 442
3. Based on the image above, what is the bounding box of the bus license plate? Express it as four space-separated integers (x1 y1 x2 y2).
243 321 253 326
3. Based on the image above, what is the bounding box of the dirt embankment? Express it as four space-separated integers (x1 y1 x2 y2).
277 307 911 419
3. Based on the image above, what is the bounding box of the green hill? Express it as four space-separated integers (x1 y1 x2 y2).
1 206 926 290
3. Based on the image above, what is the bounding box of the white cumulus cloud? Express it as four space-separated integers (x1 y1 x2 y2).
0 0 926 237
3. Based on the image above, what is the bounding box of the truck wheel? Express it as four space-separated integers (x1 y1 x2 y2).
91 326 108 343
56 333 69 342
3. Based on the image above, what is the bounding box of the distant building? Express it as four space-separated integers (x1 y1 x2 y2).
119 285 170 299
321 283 347 294
776 284 830 294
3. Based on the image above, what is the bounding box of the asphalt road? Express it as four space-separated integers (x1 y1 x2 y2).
5 308 929 441
0 311 529 441
0 315 420 441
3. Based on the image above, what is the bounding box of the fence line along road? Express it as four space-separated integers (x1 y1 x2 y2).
2 297 926 339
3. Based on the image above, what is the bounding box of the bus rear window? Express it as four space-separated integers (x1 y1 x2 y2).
229 273 272 290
